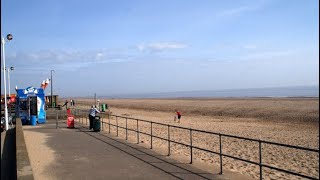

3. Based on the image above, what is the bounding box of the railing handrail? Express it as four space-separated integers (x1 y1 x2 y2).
109 114 319 152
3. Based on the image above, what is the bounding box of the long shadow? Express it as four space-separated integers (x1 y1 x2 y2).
1 128 17 180
76 124 214 180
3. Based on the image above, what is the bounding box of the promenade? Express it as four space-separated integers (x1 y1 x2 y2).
3 116 254 180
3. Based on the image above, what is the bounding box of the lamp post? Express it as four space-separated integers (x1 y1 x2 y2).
51 70 55 108
1 34 13 131
8 66 14 96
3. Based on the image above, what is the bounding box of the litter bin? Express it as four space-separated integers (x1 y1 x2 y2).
67 108 71 115
31 115 37 126
101 104 106 112
53 102 56 108
67 115 74 128
93 116 101 132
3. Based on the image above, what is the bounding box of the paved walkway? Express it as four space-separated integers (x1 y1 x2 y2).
21 118 253 180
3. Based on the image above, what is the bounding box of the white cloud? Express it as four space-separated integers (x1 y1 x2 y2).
95 52 105 60
137 44 145 51
6 48 134 72
240 50 294 60
217 6 255 17
243 45 257 49
137 42 189 52
216 0 267 17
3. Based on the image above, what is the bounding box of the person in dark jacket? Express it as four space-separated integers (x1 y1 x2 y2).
62 100 68 110
89 105 100 130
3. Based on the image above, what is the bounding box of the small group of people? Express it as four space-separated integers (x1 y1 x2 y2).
61 99 76 110
70 99 75 106
88 105 100 131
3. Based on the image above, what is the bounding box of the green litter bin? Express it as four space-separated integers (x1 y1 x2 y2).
101 104 106 112
93 116 101 132
53 102 56 108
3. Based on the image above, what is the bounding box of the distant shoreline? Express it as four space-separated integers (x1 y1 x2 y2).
64 85 319 99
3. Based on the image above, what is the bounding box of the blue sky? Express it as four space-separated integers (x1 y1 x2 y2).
1 0 319 97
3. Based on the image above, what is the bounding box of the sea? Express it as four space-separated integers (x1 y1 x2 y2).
102 85 319 99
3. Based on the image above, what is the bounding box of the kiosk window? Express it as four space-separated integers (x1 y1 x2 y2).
20 100 28 110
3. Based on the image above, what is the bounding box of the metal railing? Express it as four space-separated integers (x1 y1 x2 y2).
71 106 319 180
106 114 318 180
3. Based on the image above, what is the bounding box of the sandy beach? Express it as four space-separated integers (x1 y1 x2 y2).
70 98 319 180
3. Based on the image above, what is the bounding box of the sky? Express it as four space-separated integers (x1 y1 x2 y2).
1 0 319 97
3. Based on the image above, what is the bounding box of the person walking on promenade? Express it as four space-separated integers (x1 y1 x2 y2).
89 105 100 130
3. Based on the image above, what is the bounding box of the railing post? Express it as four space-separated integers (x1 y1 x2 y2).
219 134 223 174
168 125 170 156
190 128 192 164
108 115 110 133
126 117 128 140
116 116 118 137
56 110 58 129
101 113 104 131
137 119 139 144
150 122 153 149
74 109 77 121
259 140 262 180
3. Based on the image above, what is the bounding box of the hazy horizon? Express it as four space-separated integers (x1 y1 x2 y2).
65 85 319 98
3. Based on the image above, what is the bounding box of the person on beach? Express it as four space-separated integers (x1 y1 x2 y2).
97 99 100 110
89 105 100 130
176 110 182 123
62 100 68 109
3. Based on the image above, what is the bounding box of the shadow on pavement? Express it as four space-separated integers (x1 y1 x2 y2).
77 125 218 180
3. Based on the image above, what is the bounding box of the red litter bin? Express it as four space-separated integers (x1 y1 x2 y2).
67 108 71 115
67 115 74 128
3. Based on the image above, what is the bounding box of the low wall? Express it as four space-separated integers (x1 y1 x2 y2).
15 118 34 180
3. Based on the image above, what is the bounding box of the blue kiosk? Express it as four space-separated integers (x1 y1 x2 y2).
16 86 46 125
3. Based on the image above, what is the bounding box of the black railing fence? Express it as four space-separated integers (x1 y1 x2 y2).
68 103 319 180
